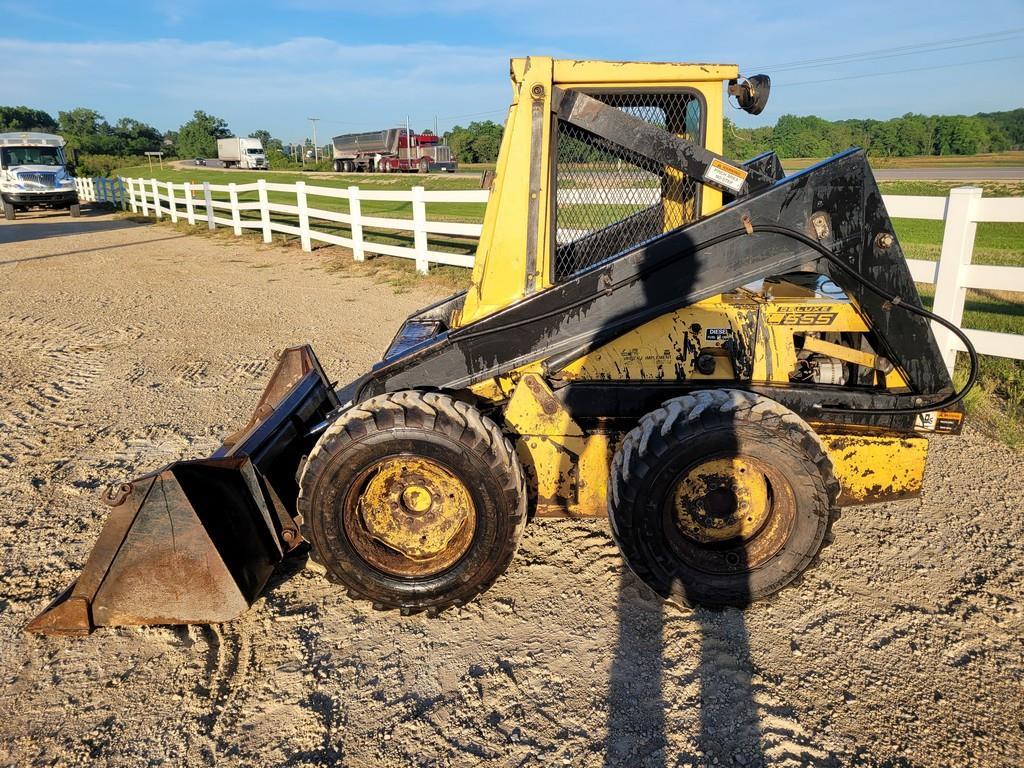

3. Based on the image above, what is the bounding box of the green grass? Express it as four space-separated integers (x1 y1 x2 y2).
783 150 1024 170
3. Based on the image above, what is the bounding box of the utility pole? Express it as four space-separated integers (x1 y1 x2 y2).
308 118 320 163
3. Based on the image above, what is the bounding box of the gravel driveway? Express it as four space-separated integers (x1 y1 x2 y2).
1 210 1021 767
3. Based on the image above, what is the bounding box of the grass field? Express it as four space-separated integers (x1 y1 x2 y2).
782 150 1024 170
113 165 1024 444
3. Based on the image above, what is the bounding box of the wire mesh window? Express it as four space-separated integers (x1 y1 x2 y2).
552 90 703 281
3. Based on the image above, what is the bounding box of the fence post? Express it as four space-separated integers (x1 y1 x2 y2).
931 186 982 374
295 181 312 252
138 178 150 216
257 179 272 244
151 178 162 219
412 185 429 274
203 181 216 231
88 177 96 202
349 185 365 261
184 182 196 225
167 181 178 223
228 183 242 236
127 178 138 213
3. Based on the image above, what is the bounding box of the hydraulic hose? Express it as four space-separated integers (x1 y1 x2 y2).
748 223 978 416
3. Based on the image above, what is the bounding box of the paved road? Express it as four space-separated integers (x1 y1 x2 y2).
868 167 1024 181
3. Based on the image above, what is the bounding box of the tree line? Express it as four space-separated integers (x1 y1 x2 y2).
445 110 1022 163
0 105 285 166
724 109 1023 159
2 104 1020 168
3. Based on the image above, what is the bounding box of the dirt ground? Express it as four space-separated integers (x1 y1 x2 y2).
1 210 1022 768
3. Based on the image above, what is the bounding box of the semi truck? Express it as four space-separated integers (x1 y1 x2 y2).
331 128 456 173
0 132 80 220
217 137 268 170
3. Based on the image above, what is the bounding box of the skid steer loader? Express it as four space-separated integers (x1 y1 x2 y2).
29 58 976 635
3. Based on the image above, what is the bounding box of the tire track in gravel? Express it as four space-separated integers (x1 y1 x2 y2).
189 622 258 763
0 313 138 470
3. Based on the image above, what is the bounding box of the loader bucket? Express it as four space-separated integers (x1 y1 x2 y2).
27 344 340 635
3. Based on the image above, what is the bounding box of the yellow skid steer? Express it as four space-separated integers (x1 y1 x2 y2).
29 58 975 635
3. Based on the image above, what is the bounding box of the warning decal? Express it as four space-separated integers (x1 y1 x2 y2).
914 410 964 434
704 158 748 193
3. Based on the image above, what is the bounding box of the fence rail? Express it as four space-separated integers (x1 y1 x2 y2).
75 177 1023 372
76 176 489 273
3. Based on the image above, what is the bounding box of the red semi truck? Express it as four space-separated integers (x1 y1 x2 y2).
330 128 457 173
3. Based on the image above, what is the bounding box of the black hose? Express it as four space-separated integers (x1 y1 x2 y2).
750 223 978 416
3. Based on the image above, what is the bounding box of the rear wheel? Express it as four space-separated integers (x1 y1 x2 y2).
298 391 527 614
332 159 342 173
3 201 14 220
609 389 839 608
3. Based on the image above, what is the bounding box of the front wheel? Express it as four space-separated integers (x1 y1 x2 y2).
298 391 527 614
2 201 14 220
69 203 81 218
609 389 840 608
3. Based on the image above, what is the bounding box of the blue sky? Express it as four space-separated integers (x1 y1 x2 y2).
1 1 1022 143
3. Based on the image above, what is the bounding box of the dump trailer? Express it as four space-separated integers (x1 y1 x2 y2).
0 132 80 220
331 128 456 173
29 58 977 635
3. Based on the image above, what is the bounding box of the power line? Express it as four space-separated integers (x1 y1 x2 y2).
751 28 1023 73
773 53 1024 88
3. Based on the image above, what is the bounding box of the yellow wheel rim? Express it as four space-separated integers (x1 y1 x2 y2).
672 457 772 544
344 456 476 578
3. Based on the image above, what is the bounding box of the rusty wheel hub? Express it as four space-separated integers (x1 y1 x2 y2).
345 457 476 578
673 457 771 544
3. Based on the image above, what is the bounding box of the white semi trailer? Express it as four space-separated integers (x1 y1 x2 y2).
217 138 268 170
0 132 80 220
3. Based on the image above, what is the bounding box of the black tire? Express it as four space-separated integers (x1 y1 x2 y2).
609 389 840 608
2 201 14 220
69 203 81 218
418 158 429 174
332 160 342 173
298 391 527 614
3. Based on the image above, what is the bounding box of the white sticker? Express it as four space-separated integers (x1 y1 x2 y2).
914 412 937 432
704 158 748 193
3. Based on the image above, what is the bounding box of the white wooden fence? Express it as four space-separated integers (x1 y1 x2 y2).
76 176 489 274
76 177 1023 372
890 187 1024 371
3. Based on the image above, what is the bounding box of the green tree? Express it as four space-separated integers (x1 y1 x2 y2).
445 120 503 163
113 117 163 155
176 111 231 158
0 106 58 132
58 107 115 153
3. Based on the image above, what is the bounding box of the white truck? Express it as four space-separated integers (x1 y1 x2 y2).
0 132 80 220
217 137 268 170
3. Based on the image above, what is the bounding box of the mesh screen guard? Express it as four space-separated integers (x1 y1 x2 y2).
553 90 704 281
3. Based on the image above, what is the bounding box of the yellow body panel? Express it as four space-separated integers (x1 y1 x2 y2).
819 433 928 505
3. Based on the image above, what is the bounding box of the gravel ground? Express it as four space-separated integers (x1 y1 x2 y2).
1 210 1022 768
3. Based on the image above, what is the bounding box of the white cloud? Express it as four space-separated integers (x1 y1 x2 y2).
0 36 517 139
